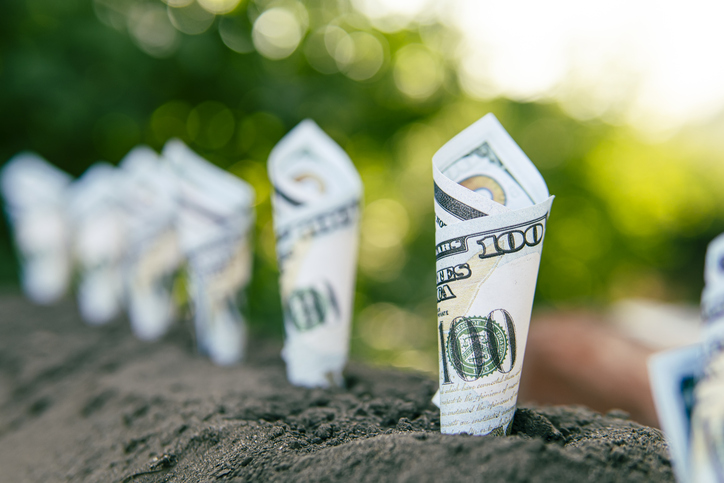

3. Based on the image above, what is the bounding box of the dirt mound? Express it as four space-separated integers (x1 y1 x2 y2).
0 295 673 482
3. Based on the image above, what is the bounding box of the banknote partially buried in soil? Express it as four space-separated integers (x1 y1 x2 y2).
649 233 724 483
688 233 724 483
268 120 362 388
165 139 255 366
433 114 554 436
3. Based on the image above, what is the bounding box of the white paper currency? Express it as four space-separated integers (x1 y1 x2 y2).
69 163 128 325
689 352 724 483
120 146 181 341
269 120 362 388
164 139 254 366
701 233 724 359
1 153 73 304
649 345 703 483
688 234 724 483
434 113 553 436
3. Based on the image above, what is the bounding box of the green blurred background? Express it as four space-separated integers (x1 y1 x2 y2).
2 0 724 374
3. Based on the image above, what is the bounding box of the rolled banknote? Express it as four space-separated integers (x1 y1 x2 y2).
69 163 128 324
1 153 73 304
689 234 724 483
120 146 181 341
649 344 703 483
434 113 553 436
701 233 724 360
164 139 254 366
689 355 724 483
268 120 362 388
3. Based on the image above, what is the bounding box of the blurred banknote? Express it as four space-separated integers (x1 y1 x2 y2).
689 234 724 483
120 146 181 341
69 163 128 325
269 120 362 388
433 113 553 436
165 140 254 366
1 153 73 304
649 344 703 483
700 233 724 359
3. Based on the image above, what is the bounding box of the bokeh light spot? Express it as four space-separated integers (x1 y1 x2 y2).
303 27 339 74
187 101 235 149
167 1 215 35
324 25 348 59
358 303 424 350
351 0 432 33
362 198 409 249
394 44 443 100
162 0 194 8
150 101 192 145
127 3 180 58
198 0 241 15
252 7 304 60
359 198 409 281
337 31 385 81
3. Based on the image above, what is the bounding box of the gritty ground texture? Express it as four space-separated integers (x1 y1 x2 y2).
0 294 674 483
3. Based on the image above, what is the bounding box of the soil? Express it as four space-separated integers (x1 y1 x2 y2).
0 294 674 482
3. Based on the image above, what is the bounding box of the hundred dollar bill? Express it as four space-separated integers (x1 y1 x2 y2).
69 163 128 324
649 344 703 483
120 146 181 341
164 140 254 366
434 113 553 436
269 120 362 388
689 234 724 483
689 356 724 483
1 153 73 304
700 234 724 360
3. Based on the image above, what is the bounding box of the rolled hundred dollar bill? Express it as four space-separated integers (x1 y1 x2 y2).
269 120 362 388
164 140 255 366
120 146 181 341
689 234 724 483
1 153 73 304
649 345 703 483
69 163 128 325
434 114 553 436
700 233 724 360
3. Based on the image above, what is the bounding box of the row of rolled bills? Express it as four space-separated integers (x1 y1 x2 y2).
650 234 724 483
1 120 365 386
2 139 255 366
3 114 557 437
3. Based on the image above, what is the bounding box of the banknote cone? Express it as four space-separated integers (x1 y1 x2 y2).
690 354 724 483
649 345 703 483
69 163 127 325
701 233 724 359
703 233 724 288
1 153 73 304
120 146 181 341
434 114 553 436
689 233 724 483
164 139 254 365
269 120 362 388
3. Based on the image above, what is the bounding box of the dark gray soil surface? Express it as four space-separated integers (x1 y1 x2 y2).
0 294 674 482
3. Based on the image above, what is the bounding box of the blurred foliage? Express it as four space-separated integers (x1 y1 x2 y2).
1 0 723 373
